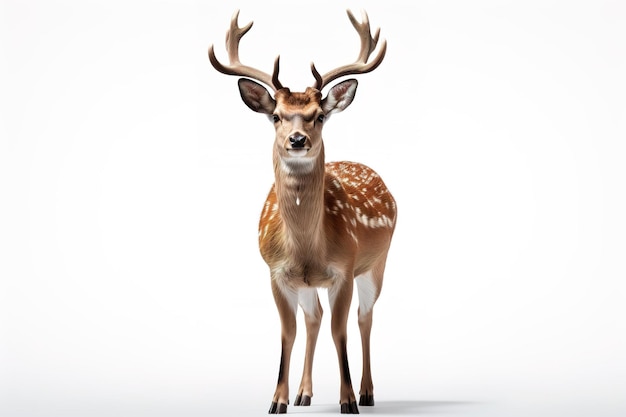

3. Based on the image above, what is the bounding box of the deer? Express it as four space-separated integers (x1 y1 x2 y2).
208 9 397 414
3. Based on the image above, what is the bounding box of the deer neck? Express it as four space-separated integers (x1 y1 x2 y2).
273 146 327 261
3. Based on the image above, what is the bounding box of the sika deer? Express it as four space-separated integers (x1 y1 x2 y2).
209 9 396 414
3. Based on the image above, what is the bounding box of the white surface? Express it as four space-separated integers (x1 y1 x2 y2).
1 1 625 416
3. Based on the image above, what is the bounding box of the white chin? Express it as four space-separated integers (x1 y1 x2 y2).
287 149 309 157
281 152 315 174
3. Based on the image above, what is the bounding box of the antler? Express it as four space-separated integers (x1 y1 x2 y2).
311 9 387 91
208 10 283 91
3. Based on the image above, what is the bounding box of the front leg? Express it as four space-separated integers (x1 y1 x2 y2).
269 280 298 414
295 288 323 407
329 277 359 414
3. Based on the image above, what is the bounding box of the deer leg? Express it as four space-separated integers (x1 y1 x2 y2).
269 281 298 414
357 307 375 406
295 288 323 406
329 278 359 414
355 269 382 406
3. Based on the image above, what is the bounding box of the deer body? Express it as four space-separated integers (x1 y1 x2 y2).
209 10 395 414
260 161 395 290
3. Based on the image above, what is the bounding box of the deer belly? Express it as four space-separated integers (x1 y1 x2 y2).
273 262 342 289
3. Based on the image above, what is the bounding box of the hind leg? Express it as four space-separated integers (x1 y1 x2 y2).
357 307 375 406
355 263 385 406
329 275 359 414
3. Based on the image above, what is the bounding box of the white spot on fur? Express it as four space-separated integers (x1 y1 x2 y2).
261 200 271 218
259 223 269 239
347 228 358 243
357 212 370 227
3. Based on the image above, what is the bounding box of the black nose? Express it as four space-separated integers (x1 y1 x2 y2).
289 134 307 148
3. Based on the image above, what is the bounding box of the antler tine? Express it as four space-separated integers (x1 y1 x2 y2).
208 10 283 91
347 10 378 62
311 9 387 91
225 10 252 64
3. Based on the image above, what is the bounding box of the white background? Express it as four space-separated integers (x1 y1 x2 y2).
1 1 625 416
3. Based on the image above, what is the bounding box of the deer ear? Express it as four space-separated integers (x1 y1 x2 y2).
238 79 276 114
321 79 358 116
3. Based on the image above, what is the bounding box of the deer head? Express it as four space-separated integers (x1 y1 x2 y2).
208 9 386 173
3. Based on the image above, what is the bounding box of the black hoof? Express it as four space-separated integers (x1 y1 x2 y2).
268 401 287 414
340 401 359 414
358 393 375 406
294 394 311 406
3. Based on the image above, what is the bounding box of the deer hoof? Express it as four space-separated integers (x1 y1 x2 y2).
294 394 311 406
340 401 359 414
358 393 374 406
268 401 287 414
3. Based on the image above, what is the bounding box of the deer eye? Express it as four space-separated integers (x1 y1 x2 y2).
272 114 280 123
317 114 325 124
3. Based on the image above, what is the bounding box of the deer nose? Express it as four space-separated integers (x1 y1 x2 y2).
289 134 307 148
